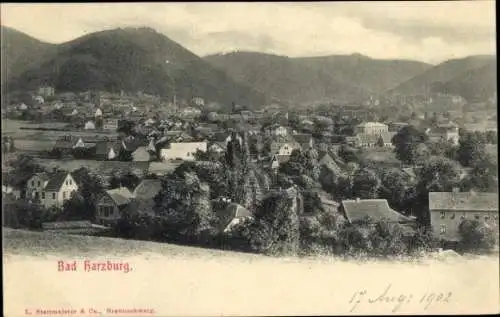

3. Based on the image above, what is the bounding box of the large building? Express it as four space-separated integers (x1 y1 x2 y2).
355 122 389 135
429 191 499 242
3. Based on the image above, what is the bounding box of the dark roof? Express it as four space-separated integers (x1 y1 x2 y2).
216 202 253 230
54 136 78 149
341 199 412 223
429 192 499 211
44 171 70 192
105 187 134 206
133 179 162 199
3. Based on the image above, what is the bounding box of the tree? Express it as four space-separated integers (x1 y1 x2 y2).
411 143 431 166
458 219 497 251
460 154 498 193
155 172 216 240
414 156 463 225
391 126 429 165
71 167 105 221
457 131 488 168
351 168 381 199
379 168 417 213
247 191 300 255
376 135 385 148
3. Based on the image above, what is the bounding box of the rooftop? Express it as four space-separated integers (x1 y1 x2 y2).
429 192 499 212
341 199 412 223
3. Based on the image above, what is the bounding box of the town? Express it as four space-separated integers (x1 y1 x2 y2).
2 82 498 257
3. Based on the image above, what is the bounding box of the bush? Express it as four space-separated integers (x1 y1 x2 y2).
458 219 497 252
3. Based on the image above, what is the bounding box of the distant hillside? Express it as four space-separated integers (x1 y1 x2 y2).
204 51 431 105
389 55 496 100
3 27 268 108
1 26 57 87
440 60 497 102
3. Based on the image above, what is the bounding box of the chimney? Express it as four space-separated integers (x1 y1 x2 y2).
356 197 360 203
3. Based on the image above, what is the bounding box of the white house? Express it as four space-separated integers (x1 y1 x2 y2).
84 121 96 130
34 96 45 104
26 172 78 208
355 122 389 135
160 141 207 161
94 108 103 117
272 125 288 137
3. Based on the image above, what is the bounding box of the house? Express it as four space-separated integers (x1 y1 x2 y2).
34 95 45 104
94 108 103 117
208 141 227 154
192 97 205 107
37 86 55 97
159 141 207 161
293 133 314 150
26 171 79 208
215 202 253 233
94 140 122 160
95 187 134 226
355 122 389 135
355 132 395 148
131 179 163 216
103 119 119 131
340 198 416 226
2 184 22 199
269 135 301 156
429 190 499 242
84 121 96 130
271 125 288 137
132 146 151 162
318 151 343 174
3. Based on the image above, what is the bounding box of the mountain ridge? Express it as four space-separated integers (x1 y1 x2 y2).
2 26 268 108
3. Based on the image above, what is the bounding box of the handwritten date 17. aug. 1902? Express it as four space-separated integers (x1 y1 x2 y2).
348 284 452 313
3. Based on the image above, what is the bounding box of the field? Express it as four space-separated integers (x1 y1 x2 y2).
3 229 499 315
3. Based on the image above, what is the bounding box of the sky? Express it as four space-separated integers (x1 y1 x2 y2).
1 2 496 64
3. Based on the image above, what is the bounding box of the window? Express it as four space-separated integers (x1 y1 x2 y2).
37 181 40 187
41 192 45 199
440 225 446 234
63 192 67 199
31 180 35 186
475 215 480 220
69 179 72 185
450 213 455 220
485 216 490 221
52 193 56 199
440 212 445 219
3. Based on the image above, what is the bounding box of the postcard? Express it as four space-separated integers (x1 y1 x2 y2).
2 2 499 316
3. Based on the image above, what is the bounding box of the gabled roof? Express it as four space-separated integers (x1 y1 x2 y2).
105 187 133 206
216 202 253 230
44 172 71 192
429 192 499 212
133 179 162 199
341 199 412 223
